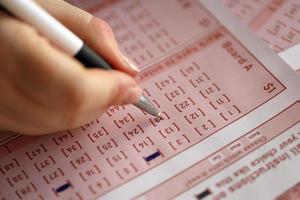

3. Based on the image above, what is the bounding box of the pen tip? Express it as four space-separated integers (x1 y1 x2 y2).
157 112 163 119
134 95 161 117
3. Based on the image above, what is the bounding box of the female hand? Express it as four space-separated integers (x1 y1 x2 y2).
0 0 141 135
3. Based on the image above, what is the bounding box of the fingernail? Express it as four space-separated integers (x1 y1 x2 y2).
122 86 142 104
118 51 140 72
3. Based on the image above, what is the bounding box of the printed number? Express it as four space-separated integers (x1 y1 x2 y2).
263 83 276 93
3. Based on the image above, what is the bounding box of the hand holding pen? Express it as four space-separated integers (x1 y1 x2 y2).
0 0 160 135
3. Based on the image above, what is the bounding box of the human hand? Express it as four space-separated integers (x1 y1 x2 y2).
0 0 141 135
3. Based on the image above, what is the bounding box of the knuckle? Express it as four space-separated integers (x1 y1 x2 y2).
16 23 38 42
94 18 113 35
15 23 50 56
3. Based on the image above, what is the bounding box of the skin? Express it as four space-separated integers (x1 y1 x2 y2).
0 0 142 135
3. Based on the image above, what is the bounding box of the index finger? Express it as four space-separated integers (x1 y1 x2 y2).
36 0 140 76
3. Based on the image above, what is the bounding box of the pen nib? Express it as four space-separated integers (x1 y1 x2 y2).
134 95 160 117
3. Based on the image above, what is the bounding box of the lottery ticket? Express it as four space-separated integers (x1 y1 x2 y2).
223 0 300 53
0 0 300 200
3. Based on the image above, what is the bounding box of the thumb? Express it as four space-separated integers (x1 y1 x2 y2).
82 70 142 110
61 69 142 129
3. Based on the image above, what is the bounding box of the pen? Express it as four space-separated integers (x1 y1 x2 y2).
0 0 161 117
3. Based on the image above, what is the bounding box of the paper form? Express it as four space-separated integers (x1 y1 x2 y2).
0 0 300 200
279 43 300 72
223 0 300 53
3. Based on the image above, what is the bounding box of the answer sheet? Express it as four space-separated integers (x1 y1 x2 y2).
1 0 300 199
224 0 300 53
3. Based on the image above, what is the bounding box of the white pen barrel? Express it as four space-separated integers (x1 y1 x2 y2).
0 0 83 55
